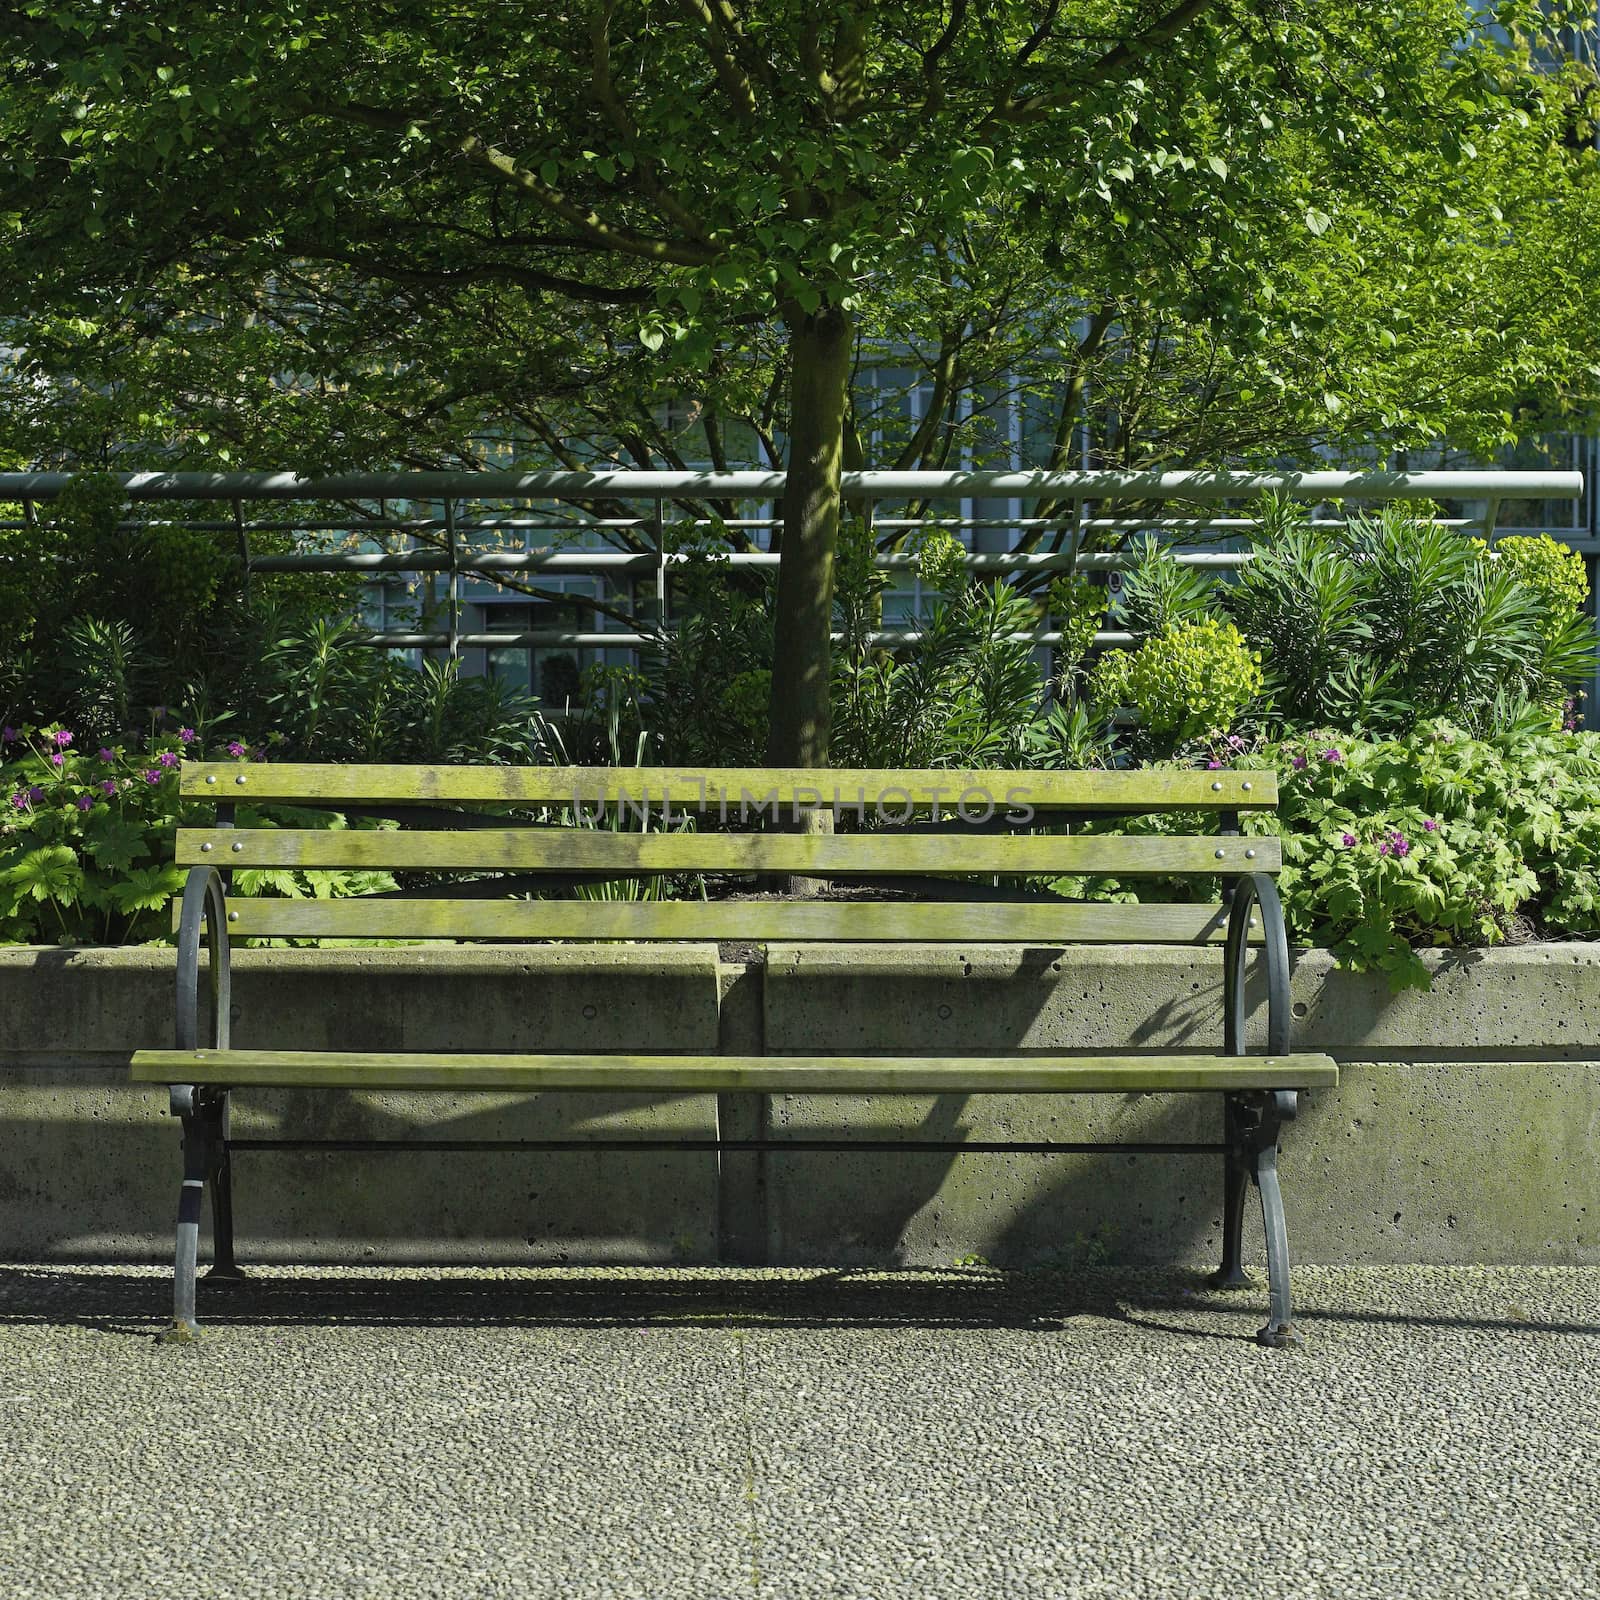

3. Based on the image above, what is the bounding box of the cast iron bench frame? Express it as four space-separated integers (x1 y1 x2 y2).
131 761 1337 1347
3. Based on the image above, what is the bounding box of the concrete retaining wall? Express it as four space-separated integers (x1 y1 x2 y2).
1 942 1596 1266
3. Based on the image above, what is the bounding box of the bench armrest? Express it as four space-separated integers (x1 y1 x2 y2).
1223 872 1290 1057
176 865 232 1054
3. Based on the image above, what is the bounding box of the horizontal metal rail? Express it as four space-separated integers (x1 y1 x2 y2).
1 468 1581 659
227 1137 1228 1155
0 468 1584 500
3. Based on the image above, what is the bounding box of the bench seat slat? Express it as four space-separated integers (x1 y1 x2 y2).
196 897 1262 943
130 1049 1338 1092
178 762 1276 811
176 828 1281 876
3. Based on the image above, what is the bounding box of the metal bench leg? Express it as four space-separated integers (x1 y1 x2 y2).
1208 1094 1252 1290
206 1092 246 1283
160 1098 214 1344
1250 1091 1305 1350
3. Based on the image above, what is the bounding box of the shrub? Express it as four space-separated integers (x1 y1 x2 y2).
1124 619 1263 743
1261 724 1600 988
0 725 394 945
1491 534 1589 648
1225 499 1594 736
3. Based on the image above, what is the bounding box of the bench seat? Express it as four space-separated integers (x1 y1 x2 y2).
132 1049 1338 1094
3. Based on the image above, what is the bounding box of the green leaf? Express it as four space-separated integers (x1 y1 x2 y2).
4 846 85 905
82 816 147 874
108 863 187 914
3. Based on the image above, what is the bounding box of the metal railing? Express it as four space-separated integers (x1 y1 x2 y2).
0 467 1585 654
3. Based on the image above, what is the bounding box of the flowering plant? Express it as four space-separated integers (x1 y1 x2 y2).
0 726 395 945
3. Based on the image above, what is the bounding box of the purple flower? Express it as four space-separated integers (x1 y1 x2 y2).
1377 840 1391 857
252 746 266 761
1205 760 1223 770
1 726 15 744
49 752 64 768
179 727 195 744
100 779 118 797
1226 734 1246 750
1291 755 1308 771
1390 832 1410 858
97 747 115 762
1322 748 1342 763
75 794 93 812
1341 832 1356 846
227 740 247 758
143 769 162 785
9 791 27 811
53 729 73 748
1423 818 1438 833
157 750 179 768
27 786 44 804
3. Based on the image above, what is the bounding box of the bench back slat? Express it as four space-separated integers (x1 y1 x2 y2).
175 827 1280 877
196 897 1259 943
178 762 1276 811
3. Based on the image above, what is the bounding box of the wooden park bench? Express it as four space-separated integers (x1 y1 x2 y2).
130 761 1337 1347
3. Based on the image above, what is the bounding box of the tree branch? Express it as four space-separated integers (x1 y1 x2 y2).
589 3 718 247
321 98 718 266
455 134 719 265
921 0 969 113
996 0 1225 125
675 0 761 124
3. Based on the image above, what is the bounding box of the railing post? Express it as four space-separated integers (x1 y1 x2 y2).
445 498 460 661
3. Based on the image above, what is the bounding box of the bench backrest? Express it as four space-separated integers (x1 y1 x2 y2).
174 762 1279 944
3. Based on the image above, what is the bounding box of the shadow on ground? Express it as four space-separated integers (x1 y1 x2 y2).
2 1264 1596 1343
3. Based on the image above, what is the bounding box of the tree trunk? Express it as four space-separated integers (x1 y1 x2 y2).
767 302 854 768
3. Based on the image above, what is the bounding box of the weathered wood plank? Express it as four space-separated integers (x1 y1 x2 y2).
178 762 1277 811
130 1049 1338 1092
197 897 1257 943
176 828 1281 876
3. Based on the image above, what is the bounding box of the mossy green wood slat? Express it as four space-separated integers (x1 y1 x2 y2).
177 762 1277 811
175 828 1282 876
200 898 1259 942
129 1049 1338 1091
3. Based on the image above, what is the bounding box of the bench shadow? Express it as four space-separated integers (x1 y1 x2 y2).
0 1263 1239 1339
3 1264 1594 1342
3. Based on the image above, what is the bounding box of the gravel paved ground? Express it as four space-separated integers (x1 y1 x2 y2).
1 1264 1596 1599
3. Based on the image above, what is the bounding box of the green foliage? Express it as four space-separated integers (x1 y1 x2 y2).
646 543 775 766
1124 619 1264 744
832 578 1075 769
251 617 540 762
1084 649 1135 718
1256 725 1600 988
1046 575 1107 677
1114 537 1214 642
915 531 971 598
1227 501 1595 736
6 3 1597 763
0 726 394 945
1492 534 1590 649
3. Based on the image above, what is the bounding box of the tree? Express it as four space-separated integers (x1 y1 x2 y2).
4 1 1598 761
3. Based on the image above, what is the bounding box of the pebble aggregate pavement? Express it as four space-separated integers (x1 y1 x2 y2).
1 1263 1596 1599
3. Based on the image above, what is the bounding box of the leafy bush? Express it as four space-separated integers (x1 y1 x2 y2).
0 476 360 741
252 617 540 762
1114 535 1214 640
0 725 394 945
1123 619 1263 744
1259 724 1600 988
1492 534 1590 650
1224 499 1593 736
